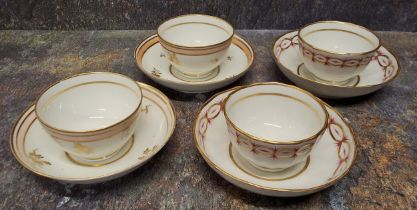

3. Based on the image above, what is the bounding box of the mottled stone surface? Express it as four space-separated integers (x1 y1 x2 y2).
1 0 417 31
0 30 416 209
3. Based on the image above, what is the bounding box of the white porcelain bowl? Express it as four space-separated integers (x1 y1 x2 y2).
224 83 328 171
298 21 380 83
35 72 143 165
157 14 234 81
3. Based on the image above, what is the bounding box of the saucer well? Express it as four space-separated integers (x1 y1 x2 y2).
10 82 176 184
193 87 357 197
273 31 400 98
135 34 254 93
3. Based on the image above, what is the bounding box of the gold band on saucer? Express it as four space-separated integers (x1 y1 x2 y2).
65 137 135 167
296 63 361 87
169 65 220 82
229 143 310 181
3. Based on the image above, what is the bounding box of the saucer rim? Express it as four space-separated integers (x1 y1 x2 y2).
134 34 255 86
192 86 358 193
272 30 401 89
9 82 176 183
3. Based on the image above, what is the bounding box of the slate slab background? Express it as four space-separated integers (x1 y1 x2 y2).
0 30 416 209
1 0 417 31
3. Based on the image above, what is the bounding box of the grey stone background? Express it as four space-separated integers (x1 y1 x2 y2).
1 0 417 31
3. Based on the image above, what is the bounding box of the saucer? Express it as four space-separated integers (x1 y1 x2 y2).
10 82 176 184
298 64 360 87
193 87 357 197
135 34 254 93
273 31 400 98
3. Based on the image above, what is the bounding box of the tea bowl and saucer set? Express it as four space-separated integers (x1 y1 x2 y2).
10 16 399 197
134 14 254 93
273 21 400 98
10 72 176 183
193 83 357 196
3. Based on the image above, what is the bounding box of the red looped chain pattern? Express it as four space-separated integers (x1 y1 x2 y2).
299 41 373 68
373 51 396 81
227 123 315 159
328 117 351 180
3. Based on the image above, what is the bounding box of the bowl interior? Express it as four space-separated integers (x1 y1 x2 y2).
36 73 142 132
299 21 380 54
225 84 326 142
158 15 233 47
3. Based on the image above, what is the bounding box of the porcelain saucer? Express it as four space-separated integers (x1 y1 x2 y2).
10 82 176 184
135 34 254 93
193 87 357 197
273 31 400 98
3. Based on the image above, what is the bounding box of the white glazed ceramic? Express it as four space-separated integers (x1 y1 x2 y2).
35 72 143 165
223 83 328 172
298 21 381 83
10 82 176 184
273 31 400 98
193 87 357 197
135 34 254 93
157 14 234 81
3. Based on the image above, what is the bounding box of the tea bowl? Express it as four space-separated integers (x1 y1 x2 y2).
35 72 143 165
157 14 234 81
224 82 328 172
298 21 380 83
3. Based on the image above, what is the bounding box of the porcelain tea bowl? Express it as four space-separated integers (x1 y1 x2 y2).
157 14 234 81
298 21 381 84
224 83 329 172
35 72 143 166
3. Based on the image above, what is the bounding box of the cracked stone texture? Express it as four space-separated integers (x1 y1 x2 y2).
1 0 417 31
0 30 416 209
